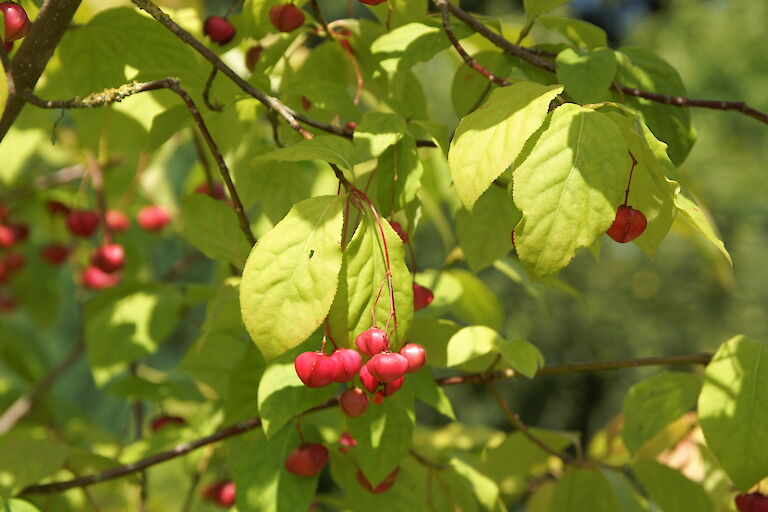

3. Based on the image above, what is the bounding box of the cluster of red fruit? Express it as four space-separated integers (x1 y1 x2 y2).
736 492 768 512
0 1 31 54
295 327 426 412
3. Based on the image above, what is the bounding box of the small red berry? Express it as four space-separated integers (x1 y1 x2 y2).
338 431 357 452
331 348 362 382
358 363 379 394
412 282 434 311
203 15 235 45
0 2 31 42
355 327 389 355
606 205 647 243
47 200 70 216
82 266 120 290
269 4 305 33
245 45 263 72
399 343 426 373
294 351 340 388
285 444 329 477
390 221 408 243
357 467 399 494
0 225 14 248
202 481 236 508
195 182 226 200
91 244 125 274
137 205 171 232
3 251 24 274
736 492 768 512
345 121 357 131
66 210 100 238
384 376 404 396
41 243 69 265
150 415 186 433
340 387 369 417
367 353 409 383
105 209 130 232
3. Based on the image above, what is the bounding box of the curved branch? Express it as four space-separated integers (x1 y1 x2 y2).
443 0 768 125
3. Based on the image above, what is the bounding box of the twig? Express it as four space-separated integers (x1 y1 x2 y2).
0 341 85 435
191 130 216 192
434 0 510 87
484 383 571 463
409 450 449 470
202 67 223 112
310 0 330 37
129 363 147 512
24 79 256 246
442 0 768 125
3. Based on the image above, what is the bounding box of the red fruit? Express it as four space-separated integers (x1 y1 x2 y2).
358 363 379 393
91 244 125 273
195 182 226 200
3 252 24 274
736 493 768 512
340 387 369 417
390 221 408 243
338 431 357 452
0 225 14 248
137 205 170 232
105 209 130 232
41 243 69 265
245 45 263 72
399 343 426 373
82 266 120 290
331 348 362 382
294 351 340 388
357 467 399 494
285 443 329 477
0 2 30 42
269 4 305 33
150 415 186 432
606 205 647 243
384 375 404 396
203 16 235 45
373 389 385 405
203 481 236 508
9 222 28 243
355 327 389 355
358 0 389 5
412 282 434 311
367 353 408 383
66 210 100 238
345 121 357 131
47 200 70 216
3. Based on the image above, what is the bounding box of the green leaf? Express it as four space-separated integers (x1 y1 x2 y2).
513 103 629 278
449 81 563 211
328 215 413 349
0 57 7 116
550 466 621 511
229 426 320 512
284 79 359 122
371 22 459 73
257 345 338 437
354 111 407 161
445 325 500 371
0 435 72 498
0 499 42 512
450 51 528 118
410 368 456 419
254 136 357 171
407 317 461 368
699 335 768 491
224 347 267 424
556 48 616 104
200 278 244 338
539 16 608 49
448 457 502 511
455 186 519 272
497 338 544 378
481 429 574 498
445 269 504 330
347 385 415 486
376 133 424 216
147 104 189 151
633 460 713 512
604 110 679 257
240 195 345 360
523 0 570 20
674 193 731 265
368 0 427 29
180 194 252 268
85 285 183 385
621 372 702 455
179 331 250 399
613 46 696 165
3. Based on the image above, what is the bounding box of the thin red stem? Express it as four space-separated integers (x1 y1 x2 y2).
623 151 638 206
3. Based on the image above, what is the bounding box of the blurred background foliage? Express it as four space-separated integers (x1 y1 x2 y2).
0 0 766 509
